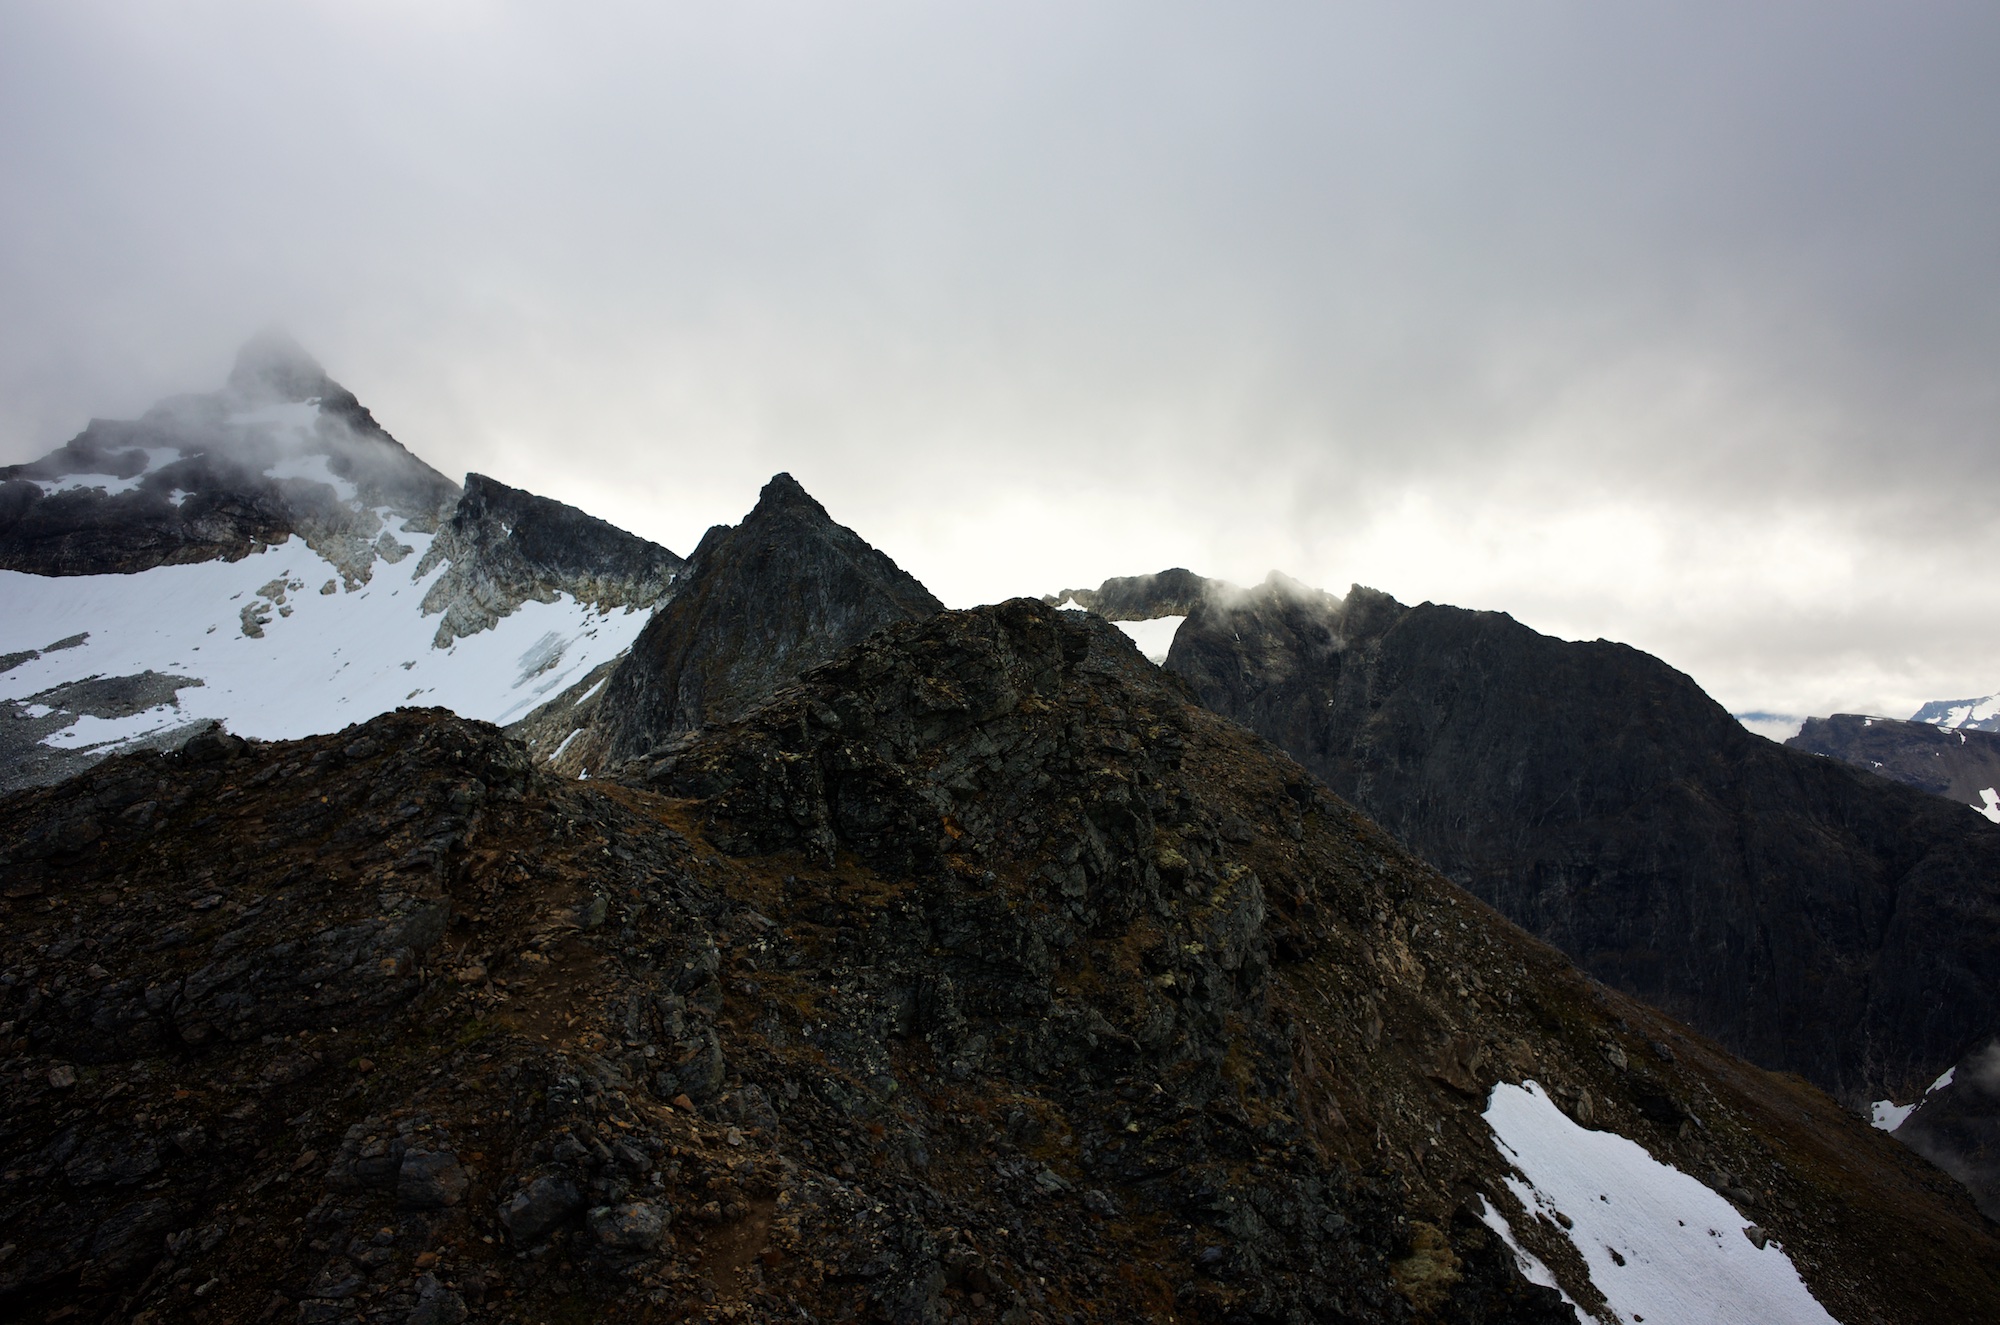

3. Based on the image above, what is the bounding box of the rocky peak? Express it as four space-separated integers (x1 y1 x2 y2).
537 473 942 774
0 334 458 578
223 327 336 403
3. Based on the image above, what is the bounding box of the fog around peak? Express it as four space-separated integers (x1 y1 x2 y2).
3 3 1998 721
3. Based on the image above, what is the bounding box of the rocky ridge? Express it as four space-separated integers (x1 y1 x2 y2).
2 606 1996 1323
413 474 682 648
532 473 941 776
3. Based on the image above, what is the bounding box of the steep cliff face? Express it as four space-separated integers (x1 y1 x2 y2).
543 473 941 774
1788 714 2000 820
3 608 1995 1323
1160 575 2000 1110
414 474 683 647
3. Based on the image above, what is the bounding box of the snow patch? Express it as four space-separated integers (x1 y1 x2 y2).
1485 1080 1837 1325
1975 788 2000 824
0 535 654 749
551 728 583 761
1871 1064 1959 1134
1470 1196 1578 1310
1056 597 1089 612
1113 615 1187 665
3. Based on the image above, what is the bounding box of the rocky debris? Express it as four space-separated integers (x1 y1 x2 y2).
1159 571 2000 1114
414 473 682 648
544 472 942 776
1788 713 2000 813
0 330 459 578
0 620 1994 1323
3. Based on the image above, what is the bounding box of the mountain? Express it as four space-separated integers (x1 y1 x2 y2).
1048 571 2000 1121
4 603 1996 1323
526 472 941 776
1911 693 2000 732
1787 714 2000 823
0 335 681 793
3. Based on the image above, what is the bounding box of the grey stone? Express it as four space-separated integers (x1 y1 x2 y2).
498 1174 584 1245
587 1200 668 1252
397 1149 468 1209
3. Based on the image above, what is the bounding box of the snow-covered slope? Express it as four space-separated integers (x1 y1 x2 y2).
0 334 680 791
1484 1081 1839 1324
1912 694 2000 732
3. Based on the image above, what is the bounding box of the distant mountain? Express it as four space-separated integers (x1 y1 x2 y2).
523 472 942 777
1912 693 2000 731
0 334 680 791
1788 714 2000 823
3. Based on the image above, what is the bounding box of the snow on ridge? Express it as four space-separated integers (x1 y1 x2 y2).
1872 1065 1959 1134
0 533 653 749
1484 1080 1838 1324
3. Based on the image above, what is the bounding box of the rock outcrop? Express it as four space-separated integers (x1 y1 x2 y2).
1788 713 2000 818
540 473 941 774
1040 567 1215 619
414 474 683 647
1144 572 2000 1112
3 607 1997 1322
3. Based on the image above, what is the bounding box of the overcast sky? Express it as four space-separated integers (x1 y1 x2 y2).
3 2 1997 725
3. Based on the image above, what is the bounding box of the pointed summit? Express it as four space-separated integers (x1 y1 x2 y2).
545 473 942 772
226 327 334 403
748 471 825 518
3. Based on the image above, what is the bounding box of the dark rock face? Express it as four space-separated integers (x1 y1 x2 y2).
1898 1040 2000 1220
1163 575 2000 1108
553 472 942 772
0 330 459 578
413 473 683 646
3 625 1996 1322
1788 713 2000 814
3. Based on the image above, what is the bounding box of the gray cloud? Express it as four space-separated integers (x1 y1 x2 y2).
3 2 1997 720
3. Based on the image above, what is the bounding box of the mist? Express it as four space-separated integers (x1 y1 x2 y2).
4 2 1997 722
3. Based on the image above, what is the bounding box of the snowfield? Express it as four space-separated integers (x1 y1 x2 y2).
0 531 653 753
1484 1081 1839 1325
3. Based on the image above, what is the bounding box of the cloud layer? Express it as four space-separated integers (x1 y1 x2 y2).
4 2 1997 720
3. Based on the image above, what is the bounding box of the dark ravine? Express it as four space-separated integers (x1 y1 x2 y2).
540 472 942 776
2 605 1996 1324
1787 713 2000 816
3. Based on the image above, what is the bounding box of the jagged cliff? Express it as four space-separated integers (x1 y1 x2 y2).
534 473 941 775
2 605 1995 1323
